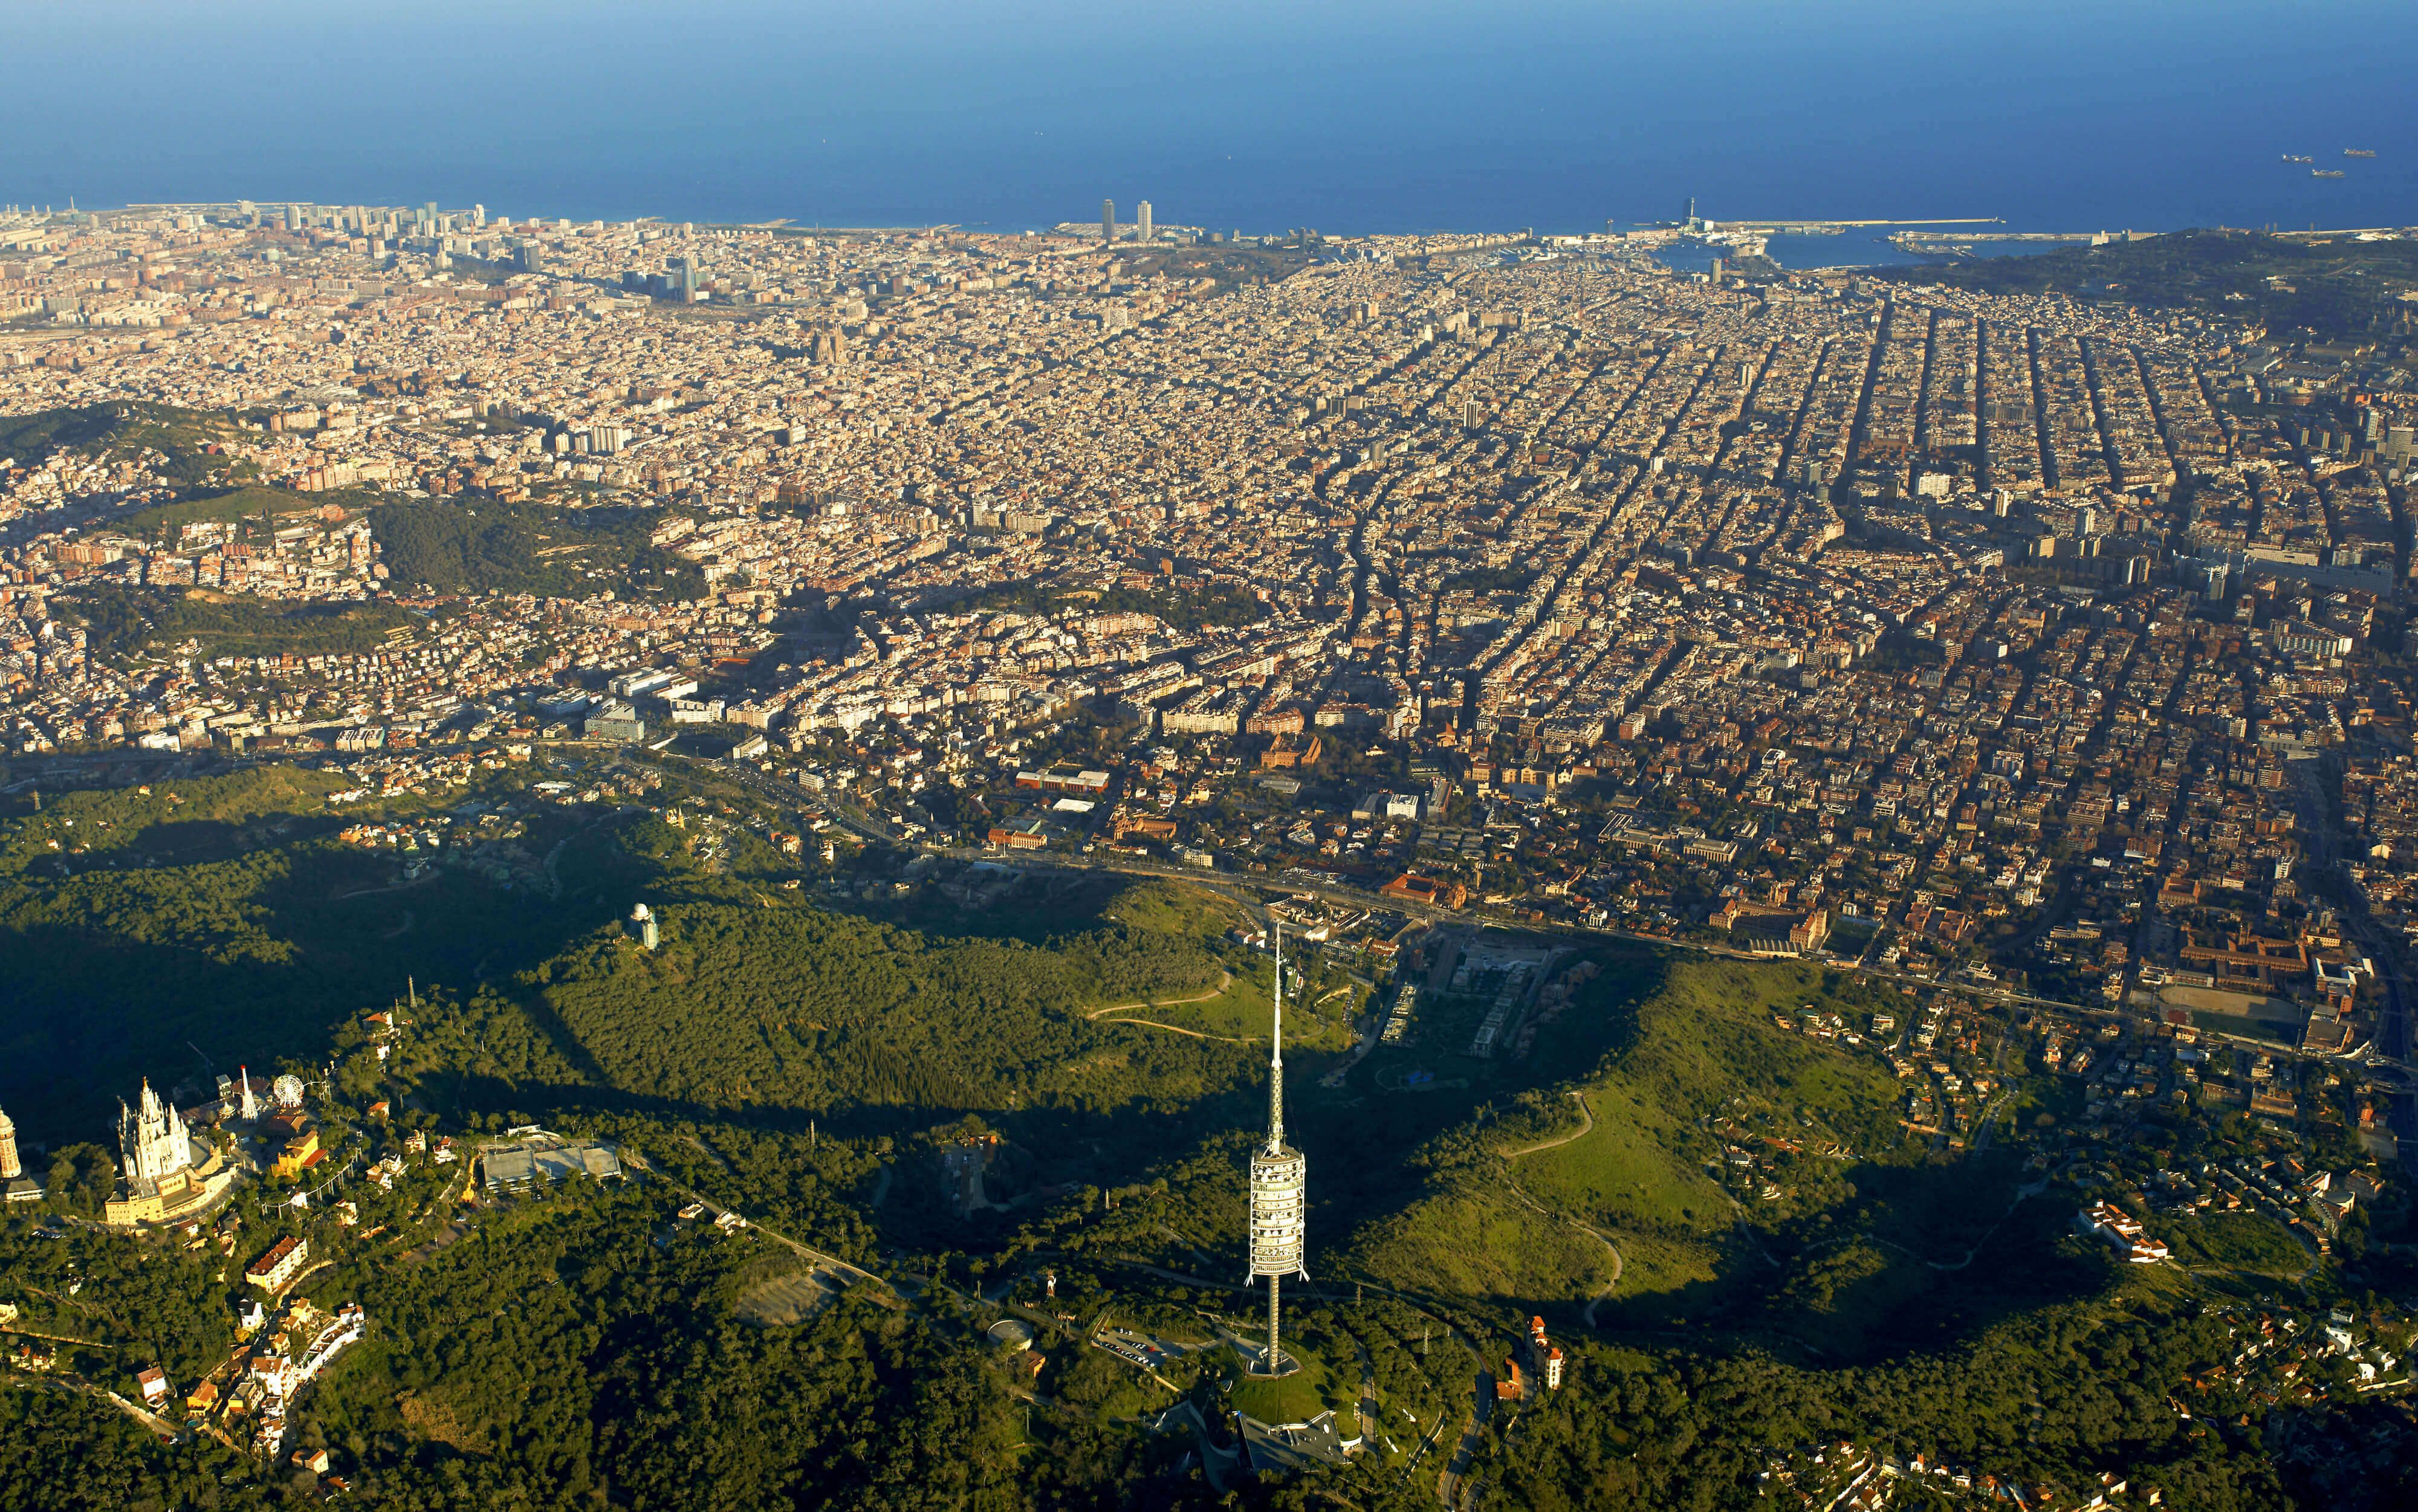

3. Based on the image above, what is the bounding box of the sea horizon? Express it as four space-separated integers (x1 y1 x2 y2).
2 1 2410 248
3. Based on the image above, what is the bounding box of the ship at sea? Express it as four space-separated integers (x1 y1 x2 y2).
2281 154 2313 164
2312 169 2347 179
2345 149 2377 158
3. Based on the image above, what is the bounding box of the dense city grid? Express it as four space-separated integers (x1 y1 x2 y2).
10 195 2418 1507
1 204 2414 1060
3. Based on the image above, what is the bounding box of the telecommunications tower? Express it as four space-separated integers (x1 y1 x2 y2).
1245 925 1308 1376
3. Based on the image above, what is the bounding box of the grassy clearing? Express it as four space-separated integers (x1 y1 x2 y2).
118 483 377 540
1519 956 1905 1239
1519 1087 1728 1235
1344 949 2017 1343
2156 1211 2311 1273
1219 1342 1339 1424
1096 878 1248 940
1109 954 1358 1052
1346 1175 1618 1305
1601 1230 1725 1305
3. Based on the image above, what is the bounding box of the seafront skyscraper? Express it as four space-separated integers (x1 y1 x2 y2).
1136 200 1153 242
1100 199 1116 244
1245 926 1308 1377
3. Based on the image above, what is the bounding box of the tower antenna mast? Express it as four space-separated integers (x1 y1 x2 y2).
1245 920 1308 1378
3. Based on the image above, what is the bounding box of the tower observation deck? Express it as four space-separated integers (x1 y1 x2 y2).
1246 925 1308 1377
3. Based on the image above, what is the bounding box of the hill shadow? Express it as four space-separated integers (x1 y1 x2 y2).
0 855 627 1145
832 866 1221 952
1591 1157 2104 1368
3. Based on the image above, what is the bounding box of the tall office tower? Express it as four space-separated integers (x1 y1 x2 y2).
472 203 486 227
1101 199 1117 244
1462 398 1482 432
678 257 698 303
1136 201 1153 242
1245 926 1308 1378
0 1105 19 1182
423 201 439 222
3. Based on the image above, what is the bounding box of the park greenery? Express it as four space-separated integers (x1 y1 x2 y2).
0 401 254 489
1884 228 2418 341
60 584 418 662
366 497 705 600
1 760 2410 1506
112 485 380 544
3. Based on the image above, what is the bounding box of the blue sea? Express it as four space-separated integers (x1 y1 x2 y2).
3 1 2411 248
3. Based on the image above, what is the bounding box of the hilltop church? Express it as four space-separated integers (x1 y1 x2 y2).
103 1081 212 1226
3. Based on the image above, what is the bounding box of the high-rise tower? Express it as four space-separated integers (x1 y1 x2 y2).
1101 199 1117 244
1245 926 1308 1377
1136 201 1153 243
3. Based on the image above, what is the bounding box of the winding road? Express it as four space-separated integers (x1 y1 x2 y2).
1497 1090 1626 1326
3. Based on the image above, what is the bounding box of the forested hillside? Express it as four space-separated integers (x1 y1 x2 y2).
62 584 417 662
0 401 253 487
369 498 705 599
4 760 2411 1509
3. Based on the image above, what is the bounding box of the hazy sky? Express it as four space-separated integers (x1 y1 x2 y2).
4 2 2411 230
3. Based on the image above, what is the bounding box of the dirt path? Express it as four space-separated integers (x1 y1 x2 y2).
1499 1087 1597 1160
1496 1090 1625 1326
1084 971 1233 1020
1089 1016 1255 1044
615 1146 892 1297
2 1372 183 1442
1352 1337 1382 1458
539 815 609 900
